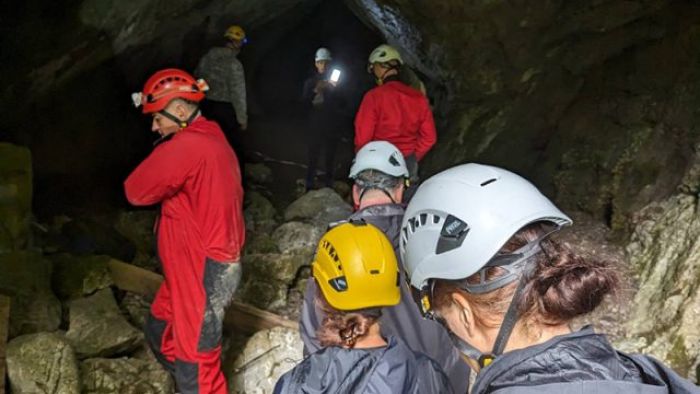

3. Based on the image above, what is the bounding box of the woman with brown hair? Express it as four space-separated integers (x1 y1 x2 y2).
399 163 699 394
274 221 453 393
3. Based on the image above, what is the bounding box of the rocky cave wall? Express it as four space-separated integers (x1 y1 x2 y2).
349 0 700 233
2 0 700 387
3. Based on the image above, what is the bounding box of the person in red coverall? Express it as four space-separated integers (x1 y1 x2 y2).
354 44 437 201
124 68 245 394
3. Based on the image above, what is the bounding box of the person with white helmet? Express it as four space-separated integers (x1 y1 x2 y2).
355 44 436 201
196 24 249 175
400 163 699 394
301 47 344 190
299 141 470 393
278 222 453 393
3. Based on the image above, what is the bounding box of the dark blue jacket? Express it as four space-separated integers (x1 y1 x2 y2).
472 326 700 394
274 336 453 393
299 203 470 393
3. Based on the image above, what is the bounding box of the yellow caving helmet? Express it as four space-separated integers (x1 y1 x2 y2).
224 25 246 42
313 221 400 311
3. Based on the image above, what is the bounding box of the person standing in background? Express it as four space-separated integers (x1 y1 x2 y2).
301 47 345 190
354 44 437 201
196 25 249 173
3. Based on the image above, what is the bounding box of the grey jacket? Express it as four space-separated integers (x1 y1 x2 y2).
299 203 470 394
472 326 700 394
195 46 247 125
274 336 453 394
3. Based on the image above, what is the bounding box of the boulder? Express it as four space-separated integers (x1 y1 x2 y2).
283 188 352 226
120 291 151 330
244 191 278 234
228 327 303 394
0 251 61 337
235 252 313 311
6 332 80 394
621 193 700 381
0 143 32 252
244 233 280 255
332 180 352 201
272 222 322 255
114 209 159 270
245 163 274 186
50 253 113 300
81 357 173 394
66 288 143 358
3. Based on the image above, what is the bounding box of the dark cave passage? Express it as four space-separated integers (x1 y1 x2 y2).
2 1 700 391
4 0 383 218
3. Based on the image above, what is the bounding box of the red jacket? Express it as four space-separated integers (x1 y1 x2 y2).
124 116 245 263
354 81 437 161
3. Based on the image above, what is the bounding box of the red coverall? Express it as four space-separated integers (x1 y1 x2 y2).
354 80 437 161
124 116 245 394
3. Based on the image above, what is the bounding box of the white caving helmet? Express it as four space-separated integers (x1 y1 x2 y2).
367 44 403 72
400 163 572 290
315 47 332 62
399 163 572 366
349 141 409 179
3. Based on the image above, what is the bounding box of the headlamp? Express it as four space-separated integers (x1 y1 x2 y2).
131 92 143 108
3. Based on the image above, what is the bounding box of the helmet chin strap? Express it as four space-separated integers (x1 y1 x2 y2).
359 186 396 204
445 268 532 369
159 109 200 129
445 241 543 368
375 65 397 86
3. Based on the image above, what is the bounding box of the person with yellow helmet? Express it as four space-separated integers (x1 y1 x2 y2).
274 222 453 393
195 24 249 173
299 141 470 393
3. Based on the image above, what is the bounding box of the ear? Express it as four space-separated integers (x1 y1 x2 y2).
352 184 361 205
174 103 189 120
451 292 476 337
394 184 405 203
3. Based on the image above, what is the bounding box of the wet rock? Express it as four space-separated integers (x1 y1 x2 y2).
244 191 278 234
6 332 80 394
332 180 352 201
81 357 173 394
348 0 700 238
50 253 113 300
0 251 61 337
0 143 32 252
66 288 143 358
236 252 312 311
283 188 352 226
624 193 700 380
245 163 274 186
272 221 322 255
228 327 303 394
120 292 151 330
244 233 280 255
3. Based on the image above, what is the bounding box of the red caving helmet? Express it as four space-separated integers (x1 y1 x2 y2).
131 68 209 114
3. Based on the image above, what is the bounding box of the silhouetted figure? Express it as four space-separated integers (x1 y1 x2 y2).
302 47 344 190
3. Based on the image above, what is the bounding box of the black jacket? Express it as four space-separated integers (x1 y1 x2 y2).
274 336 453 393
473 326 700 394
299 203 470 394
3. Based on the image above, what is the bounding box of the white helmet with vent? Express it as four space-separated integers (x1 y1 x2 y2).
399 163 572 289
349 141 409 179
